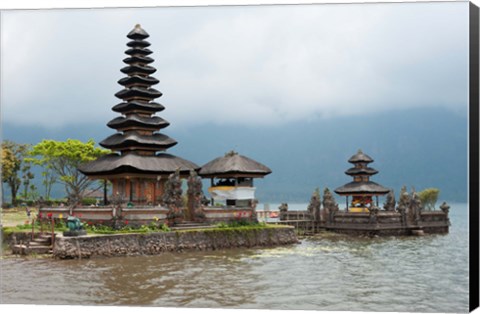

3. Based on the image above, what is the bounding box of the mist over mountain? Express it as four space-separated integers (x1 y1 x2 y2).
2 106 467 204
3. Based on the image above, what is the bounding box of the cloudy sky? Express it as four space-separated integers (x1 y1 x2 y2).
1 2 468 131
0 2 471 202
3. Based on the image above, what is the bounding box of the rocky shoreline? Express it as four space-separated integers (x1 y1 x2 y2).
52 226 298 259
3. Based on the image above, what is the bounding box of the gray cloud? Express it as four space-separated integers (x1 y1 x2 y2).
1 2 468 129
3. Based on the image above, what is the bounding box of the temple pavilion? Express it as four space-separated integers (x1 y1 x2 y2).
199 151 272 207
334 149 389 212
79 25 199 204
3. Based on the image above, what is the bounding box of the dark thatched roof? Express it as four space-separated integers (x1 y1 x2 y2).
127 24 149 40
115 87 162 100
334 181 389 195
345 167 378 176
118 75 159 87
120 65 156 76
78 153 199 176
348 149 374 163
123 56 154 65
199 151 272 178
100 132 177 150
125 47 153 56
112 101 164 113
127 39 151 48
107 116 169 130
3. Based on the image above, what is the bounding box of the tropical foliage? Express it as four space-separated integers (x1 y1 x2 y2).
418 188 440 210
27 139 110 203
1 141 31 205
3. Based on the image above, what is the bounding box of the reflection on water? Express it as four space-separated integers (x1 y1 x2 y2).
1 204 469 312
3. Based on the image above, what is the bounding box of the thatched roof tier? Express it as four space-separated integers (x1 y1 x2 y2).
100 132 177 151
199 151 272 178
112 101 165 113
115 87 162 100
125 47 153 56
120 64 156 75
107 115 169 130
345 167 378 176
127 24 149 40
123 56 155 65
334 181 389 195
118 75 159 87
79 153 199 177
127 39 151 48
348 149 374 164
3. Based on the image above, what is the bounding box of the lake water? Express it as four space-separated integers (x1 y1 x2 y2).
0 203 469 313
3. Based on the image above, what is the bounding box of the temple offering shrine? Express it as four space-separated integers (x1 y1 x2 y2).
334 149 389 212
79 25 198 205
199 151 272 207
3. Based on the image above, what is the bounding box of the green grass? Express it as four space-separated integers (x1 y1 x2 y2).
1 207 37 227
85 222 171 235
1 211 289 237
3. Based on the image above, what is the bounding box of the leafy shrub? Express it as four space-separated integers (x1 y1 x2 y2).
81 197 98 206
418 188 440 210
85 222 171 234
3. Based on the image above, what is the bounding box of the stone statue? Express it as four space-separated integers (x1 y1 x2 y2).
323 187 339 224
383 189 396 211
278 203 288 212
307 188 321 221
440 202 450 214
163 169 184 221
278 203 288 220
397 185 410 210
409 188 422 224
187 170 206 220
63 216 87 237
369 206 379 224
397 204 407 225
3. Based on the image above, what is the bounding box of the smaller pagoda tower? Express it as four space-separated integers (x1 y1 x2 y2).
334 149 389 212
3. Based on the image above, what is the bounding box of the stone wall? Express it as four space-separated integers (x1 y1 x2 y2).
52 226 298 259
39 206 255 225
204 208 254 222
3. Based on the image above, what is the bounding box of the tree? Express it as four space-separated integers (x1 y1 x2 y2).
417 188 440 211
28 139 110 203
41 165 57 201
21 160 35 200
1 141 30 205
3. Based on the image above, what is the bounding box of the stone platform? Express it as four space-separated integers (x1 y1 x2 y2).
52 225 298 259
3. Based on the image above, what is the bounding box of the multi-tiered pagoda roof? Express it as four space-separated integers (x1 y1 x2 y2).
79 25 198 178
334 149 389 195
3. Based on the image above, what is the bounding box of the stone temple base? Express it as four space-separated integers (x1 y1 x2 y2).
63 230 88 237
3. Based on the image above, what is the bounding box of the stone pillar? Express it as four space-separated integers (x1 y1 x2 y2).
187 170 206 222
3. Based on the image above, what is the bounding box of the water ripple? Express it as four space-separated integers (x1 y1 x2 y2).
1 204 469 312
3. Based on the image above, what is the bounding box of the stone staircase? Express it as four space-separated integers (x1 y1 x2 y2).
12 233 55 256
